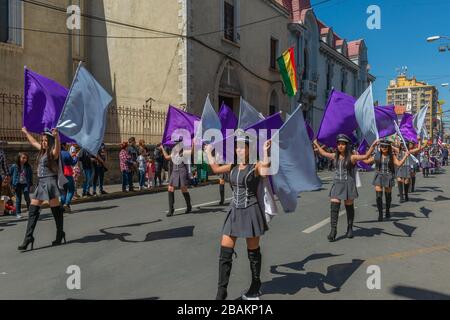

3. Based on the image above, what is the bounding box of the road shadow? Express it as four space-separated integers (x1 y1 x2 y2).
262 255 364 296
393 221 417 237
191 207 227 215
407 197 427 203
392 286 450 300
419 186 444 192
67 297 160 300
337 225 412 240
434 195 450 202
71 205 119 214
68 219 195 245
419 207 432 218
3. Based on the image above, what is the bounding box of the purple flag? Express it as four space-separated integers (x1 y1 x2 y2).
162 105 200 146
357 140 373 171
375 105 397 138
218 103 238 135
317 89 358 147
305 121 314 141
399 113 418 144
214 112 284 162
23 68 73 143
245 112 284 134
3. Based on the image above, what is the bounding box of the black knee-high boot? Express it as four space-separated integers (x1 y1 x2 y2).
376 191 384 221
385 192 392 219
219 184 225 205
182 192 192 214
328 203 340 242
404 183 409 202
398 182 404 202
244 247 262 299
167 192 175 217
51 206 66 246
216 246 234 300
18 205 41 251
345 204 355 239
411 177 416 192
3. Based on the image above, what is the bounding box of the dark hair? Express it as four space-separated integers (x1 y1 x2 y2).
16 152 30 167
39 134 58 173
375 146 395 174
334 142 353 171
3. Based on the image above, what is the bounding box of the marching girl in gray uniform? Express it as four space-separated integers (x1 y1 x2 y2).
18 127 66 251
363 140 410 221
314 135 378 242
395 141 421 202
421 150 431 177
159 138 192 217
205 133 271 300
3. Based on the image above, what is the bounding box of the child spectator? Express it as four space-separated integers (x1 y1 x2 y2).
137 150 147 191
146 158 156 189
9 152 33 219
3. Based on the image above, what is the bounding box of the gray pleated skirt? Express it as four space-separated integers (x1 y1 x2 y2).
372 172 395 188
396 166 410 178
329 177 358 200
222 203 268 238
169 165 188 188
33 176 61 201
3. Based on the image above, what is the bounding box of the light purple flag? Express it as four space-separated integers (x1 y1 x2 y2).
375 105 397 138
317 89 359 147
162 106 200 146
23 68 73 143
399 113 418 144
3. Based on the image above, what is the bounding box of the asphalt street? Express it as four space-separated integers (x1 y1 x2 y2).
1 168 450 300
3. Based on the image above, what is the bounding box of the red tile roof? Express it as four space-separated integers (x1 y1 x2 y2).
348 40 363 57
320 27 330 35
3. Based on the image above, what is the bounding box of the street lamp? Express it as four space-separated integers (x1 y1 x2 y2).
427 36 442 42
427 35 450 42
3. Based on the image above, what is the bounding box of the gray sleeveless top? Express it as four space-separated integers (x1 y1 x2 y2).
37 154 58 178
229 164 260 209
333 158 355 181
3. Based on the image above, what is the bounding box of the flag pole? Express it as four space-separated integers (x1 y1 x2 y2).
394 121 419 164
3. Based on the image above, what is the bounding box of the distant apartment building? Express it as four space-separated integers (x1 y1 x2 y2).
386 74 439 140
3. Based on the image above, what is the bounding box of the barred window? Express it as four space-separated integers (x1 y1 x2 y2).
224 1 234 42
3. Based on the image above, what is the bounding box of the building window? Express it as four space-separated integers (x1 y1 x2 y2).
270 38 278 69
224 1 235 42
341 70 347 93
0 0 9 42
302 45 308 81
0 0 23 46
326 63 333 91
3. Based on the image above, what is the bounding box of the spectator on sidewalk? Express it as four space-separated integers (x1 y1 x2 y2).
119 142 133 192
127 137 139 191
153 143 164 187
10 152 33 219
93 143 108 196
0 143 11 215
137 149 147 191
442 147 448 166
78 148 96 197
60 143 78 212
146 157 155 189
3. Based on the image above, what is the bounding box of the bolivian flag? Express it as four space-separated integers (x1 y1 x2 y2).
277 48 298 96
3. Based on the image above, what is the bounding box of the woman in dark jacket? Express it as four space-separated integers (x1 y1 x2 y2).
10 152 33 218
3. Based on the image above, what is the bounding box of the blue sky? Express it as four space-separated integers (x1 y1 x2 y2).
313 0 450 123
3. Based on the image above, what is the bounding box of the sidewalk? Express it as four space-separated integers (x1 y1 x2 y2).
0 176 221 221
